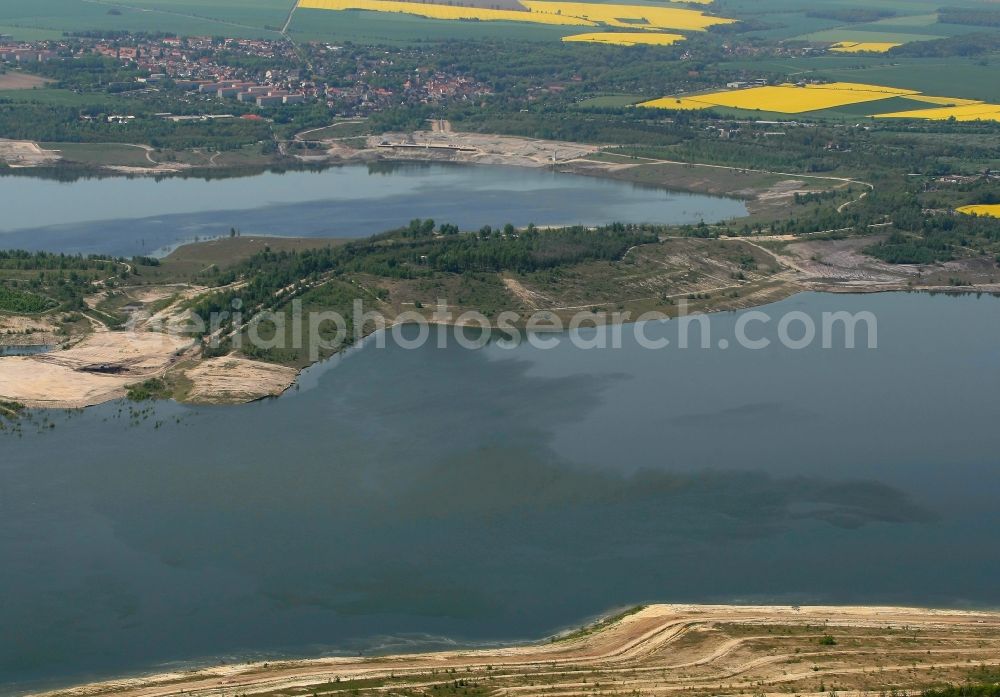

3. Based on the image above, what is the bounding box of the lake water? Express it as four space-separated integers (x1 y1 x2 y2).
2 291 1000 695
0 345 51 357
0 164 747 257
0 344 52 356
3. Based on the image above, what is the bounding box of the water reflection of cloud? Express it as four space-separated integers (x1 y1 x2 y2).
669 401 817 426
0 325 948 685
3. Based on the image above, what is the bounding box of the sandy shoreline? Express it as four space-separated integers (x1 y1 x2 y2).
28 603 1000 697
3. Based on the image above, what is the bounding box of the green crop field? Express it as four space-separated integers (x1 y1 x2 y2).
42 142 155 167
0 0 288 39
810 59 1000 102
846 19 973 37
740 16 843 40
821 95 931 115
0 24 66 41
103 0 295 31
717 53 1000 104
288 7 577 43
794 28 945 43
716 0 991 43
717 56 878 73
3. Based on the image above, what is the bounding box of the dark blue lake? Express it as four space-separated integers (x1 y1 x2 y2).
2 291 999 695
0 163 747 257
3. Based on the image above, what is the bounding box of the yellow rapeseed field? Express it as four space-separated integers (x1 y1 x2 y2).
874 103 1000 122
298 0 735 32
641 81 995 122
957 204 1000 219
829 41 901 53
640 83 914 114
297 0 594 25
521 1 735 31
562 32 685 45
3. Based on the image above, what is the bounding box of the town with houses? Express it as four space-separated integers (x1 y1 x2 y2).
0 32 495 120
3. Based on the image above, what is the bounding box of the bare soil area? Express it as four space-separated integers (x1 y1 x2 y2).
0 313 65 346
775 235 1000 293
318 131 601 168
0 330 194 408
0 71 51 89
503 275 552 309
0 138 61 167
183 356 298 404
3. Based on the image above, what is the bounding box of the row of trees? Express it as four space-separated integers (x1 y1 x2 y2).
804 8 895 22
939 8 1000 28
0 250 154 270
890 32 1000 57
